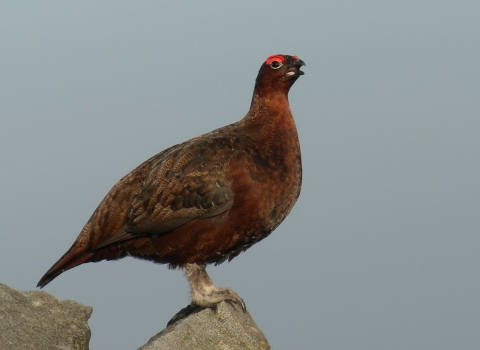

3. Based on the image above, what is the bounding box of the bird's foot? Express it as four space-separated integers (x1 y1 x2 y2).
193 286 246 312
184 263 246 312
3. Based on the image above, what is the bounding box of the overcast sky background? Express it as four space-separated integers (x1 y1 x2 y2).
1 2 480 349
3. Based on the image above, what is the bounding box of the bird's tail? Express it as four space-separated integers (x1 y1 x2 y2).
37 247 94 288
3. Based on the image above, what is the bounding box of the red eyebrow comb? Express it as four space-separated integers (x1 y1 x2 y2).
266 55 284 65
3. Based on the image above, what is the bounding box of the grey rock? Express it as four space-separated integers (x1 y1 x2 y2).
0 283 270 350
0 283 92 350
139 302 271 350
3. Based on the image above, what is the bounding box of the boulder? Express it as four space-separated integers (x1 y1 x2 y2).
0 283 270 350
139 302 271 350
0 283 92 350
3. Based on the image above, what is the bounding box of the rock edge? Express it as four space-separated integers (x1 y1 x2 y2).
0 283 92 350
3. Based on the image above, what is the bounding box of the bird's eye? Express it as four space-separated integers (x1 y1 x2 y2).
270 60 282 69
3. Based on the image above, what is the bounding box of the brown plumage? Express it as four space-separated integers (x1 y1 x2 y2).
37 54 305 309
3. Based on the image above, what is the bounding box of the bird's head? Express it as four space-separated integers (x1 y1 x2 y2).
254 54 305 96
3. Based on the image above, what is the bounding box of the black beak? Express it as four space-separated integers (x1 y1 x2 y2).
296 59 305 75
296 58 306 67
288 58 306 77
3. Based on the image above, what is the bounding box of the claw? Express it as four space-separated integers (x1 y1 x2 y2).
226 297 246 312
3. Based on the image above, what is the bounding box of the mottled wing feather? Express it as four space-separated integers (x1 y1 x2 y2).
93 144 234 250
92 227 134 250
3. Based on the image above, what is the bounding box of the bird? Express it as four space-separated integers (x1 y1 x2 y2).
37 54 305 310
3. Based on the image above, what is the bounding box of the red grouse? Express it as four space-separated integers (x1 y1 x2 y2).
38 54 305 309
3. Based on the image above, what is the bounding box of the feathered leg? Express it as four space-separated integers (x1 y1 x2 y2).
183 263 246 311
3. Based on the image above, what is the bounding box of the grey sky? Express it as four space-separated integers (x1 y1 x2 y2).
1 2 480 349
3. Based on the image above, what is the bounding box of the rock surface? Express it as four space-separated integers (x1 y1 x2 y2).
0 283 270 350
0 283 92 350
139 302 271 350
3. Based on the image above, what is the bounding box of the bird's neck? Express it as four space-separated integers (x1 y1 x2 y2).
241 91 299 160
244 92 294 129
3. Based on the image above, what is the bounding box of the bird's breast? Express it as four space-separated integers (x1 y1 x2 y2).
227 130 302 233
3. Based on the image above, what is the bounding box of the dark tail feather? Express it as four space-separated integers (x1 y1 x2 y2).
37 251 94 288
